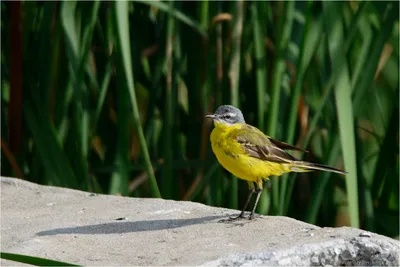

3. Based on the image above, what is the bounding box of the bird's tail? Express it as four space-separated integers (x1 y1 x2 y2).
290 161 347 175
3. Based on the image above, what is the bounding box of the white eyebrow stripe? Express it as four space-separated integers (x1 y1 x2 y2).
227 112 236 117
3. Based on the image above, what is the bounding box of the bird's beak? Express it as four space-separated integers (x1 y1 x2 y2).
205 114 215 119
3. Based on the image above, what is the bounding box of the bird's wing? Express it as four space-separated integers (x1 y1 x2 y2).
232 125 300 164
269 138 308 153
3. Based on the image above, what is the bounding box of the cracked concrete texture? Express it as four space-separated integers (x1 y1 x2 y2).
1 177 399 266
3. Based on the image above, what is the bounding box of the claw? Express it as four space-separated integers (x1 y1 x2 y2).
218 213 246 223
229 214 245 220
248 212 259 220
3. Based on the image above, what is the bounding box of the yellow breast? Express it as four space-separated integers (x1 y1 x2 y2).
209 123 290 182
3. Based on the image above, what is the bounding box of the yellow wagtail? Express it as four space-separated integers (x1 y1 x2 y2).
206 105 346 220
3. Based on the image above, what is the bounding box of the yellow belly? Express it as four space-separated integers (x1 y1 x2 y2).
210 125 291 182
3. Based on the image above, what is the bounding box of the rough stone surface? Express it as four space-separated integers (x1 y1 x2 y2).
1 177 399 266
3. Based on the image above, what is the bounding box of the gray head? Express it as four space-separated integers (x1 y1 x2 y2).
205 105 245 125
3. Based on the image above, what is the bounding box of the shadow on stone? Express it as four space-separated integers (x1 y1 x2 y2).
36 215 225 236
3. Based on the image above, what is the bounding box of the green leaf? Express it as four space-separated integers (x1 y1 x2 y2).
260 1 295 215
115 1 161 198
1 252 80 266
227 0 245 209
251 3 267 131
280 1 318 215
24 90 78 188
133 0 207 37
324 1 359 228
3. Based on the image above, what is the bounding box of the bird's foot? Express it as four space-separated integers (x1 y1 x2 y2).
248 213 256 220
218 213 246 223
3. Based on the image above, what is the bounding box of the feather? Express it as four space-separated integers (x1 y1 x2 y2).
292 162 347 175
228 123 346 175
233 125 297 163
269 138 308 153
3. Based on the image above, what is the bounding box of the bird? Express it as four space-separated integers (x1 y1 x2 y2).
206 105 347 221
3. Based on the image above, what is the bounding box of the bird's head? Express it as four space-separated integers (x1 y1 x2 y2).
205 105 245 125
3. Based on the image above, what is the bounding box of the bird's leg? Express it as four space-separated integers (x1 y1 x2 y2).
248 179 264 220
219 182 255 222
229 182 255 220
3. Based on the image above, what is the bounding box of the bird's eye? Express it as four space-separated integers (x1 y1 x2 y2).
224 114 231 119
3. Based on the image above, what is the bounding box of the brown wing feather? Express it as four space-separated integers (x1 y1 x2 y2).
234 125 297 164
269 138 308 153
230 125 346 175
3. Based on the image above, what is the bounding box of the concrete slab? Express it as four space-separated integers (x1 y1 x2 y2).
1 177 399 266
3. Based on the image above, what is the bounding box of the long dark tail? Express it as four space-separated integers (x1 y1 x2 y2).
290 161 347 175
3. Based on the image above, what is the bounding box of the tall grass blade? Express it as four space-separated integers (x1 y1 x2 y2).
305 2 397 224
305 139 341 223
372 102 399 203
300 2 369 224
350 15 372 89
8 1 23 154
279 1 317 215
324 1 359 228
260 1 295 215
281 3 364 217
251 3 267 131
115 1 161 198
162 1 176 199
24 91 78 188
109 73 131 196
353 3 398 116
93 62 112 132
301 2 366 148
61 1 99 189
134 0 206 38
186 162 219 201
227 0 244 209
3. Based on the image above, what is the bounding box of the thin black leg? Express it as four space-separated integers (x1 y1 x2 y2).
229 187 255 219
248 180 264 220
219 183 255 222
